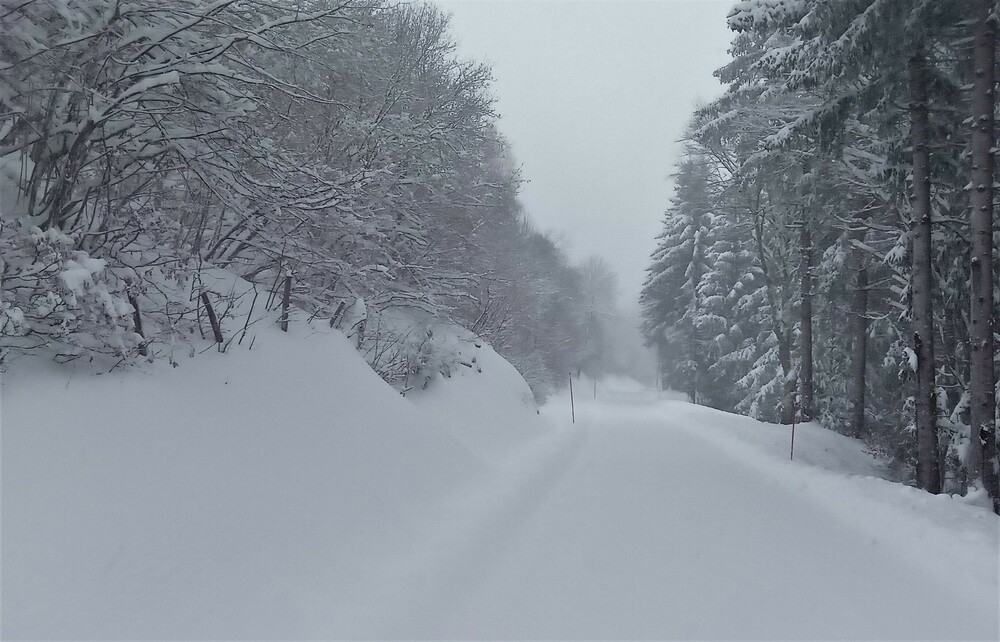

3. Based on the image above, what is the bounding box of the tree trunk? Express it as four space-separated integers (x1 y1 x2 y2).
908 53 941 494
752 202 795 425
128 293 148 357
280 272 292 332
799 221 814 422
201 292 224 344
779 329 795 425
968 0 999 511
656 344 663 391
848 267 869 439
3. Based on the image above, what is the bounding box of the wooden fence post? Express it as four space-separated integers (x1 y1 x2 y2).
201 292 224 344
128 293 148 356
790 399 798 461
280 271 292 332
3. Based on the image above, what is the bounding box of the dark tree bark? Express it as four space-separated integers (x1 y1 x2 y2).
329 300 347 328
128 294 148 357
799 221 814 422
280 273 292 332
201 292 224 344
848 268 869 439
908 52 941 493
968 0 999 511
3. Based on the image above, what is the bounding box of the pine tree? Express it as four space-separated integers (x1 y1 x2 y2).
966 0 999 509
641 154 716 401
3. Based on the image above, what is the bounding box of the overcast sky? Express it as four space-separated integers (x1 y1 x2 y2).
433 0 734 306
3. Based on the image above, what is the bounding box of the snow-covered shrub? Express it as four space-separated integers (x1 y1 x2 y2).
1 220 139 362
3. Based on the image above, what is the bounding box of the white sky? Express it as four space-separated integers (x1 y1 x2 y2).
434 0 734 306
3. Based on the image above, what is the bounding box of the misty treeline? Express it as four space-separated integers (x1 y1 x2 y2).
0 0 625 398
642 0 999 510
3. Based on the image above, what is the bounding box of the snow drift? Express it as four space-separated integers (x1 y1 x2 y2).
1 313 543 639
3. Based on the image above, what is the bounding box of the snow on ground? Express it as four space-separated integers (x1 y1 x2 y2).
1 315 543 639
3 315 998 639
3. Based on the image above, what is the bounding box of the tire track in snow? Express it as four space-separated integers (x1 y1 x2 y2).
420 397 995 640
348 419 590 636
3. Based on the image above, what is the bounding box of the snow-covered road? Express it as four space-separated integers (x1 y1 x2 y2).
383 386 1000 640
5 335 997 639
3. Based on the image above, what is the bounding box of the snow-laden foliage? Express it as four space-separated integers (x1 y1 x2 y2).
0 0 610 399
643 0 999 508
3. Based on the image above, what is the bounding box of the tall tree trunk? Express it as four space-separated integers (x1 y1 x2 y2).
848 267 869 439
908 52 941 494
689 362 698 405
689 225 705 404
968 0 999 511
799 221 814 422
753 203 795 425
778 329 796 425
656 345 662 391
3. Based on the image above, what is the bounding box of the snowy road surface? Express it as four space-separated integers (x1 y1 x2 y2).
5 338 998 639
379 385 1000 640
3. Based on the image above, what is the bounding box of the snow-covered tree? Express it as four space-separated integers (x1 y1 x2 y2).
1 0 603 402
646 0 999 511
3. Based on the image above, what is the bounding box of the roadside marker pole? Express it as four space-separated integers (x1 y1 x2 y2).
593 379 597 399
790 401 797 461
569 374 576 424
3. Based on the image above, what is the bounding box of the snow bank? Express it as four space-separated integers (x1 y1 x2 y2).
408 334 541 463
1 312 545 638
647 400 1000 621
523 389 999 639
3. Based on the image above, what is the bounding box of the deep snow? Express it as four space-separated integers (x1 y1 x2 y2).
2 320 998 639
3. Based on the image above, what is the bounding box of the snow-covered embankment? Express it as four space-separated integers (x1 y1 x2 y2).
1 314 546 638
